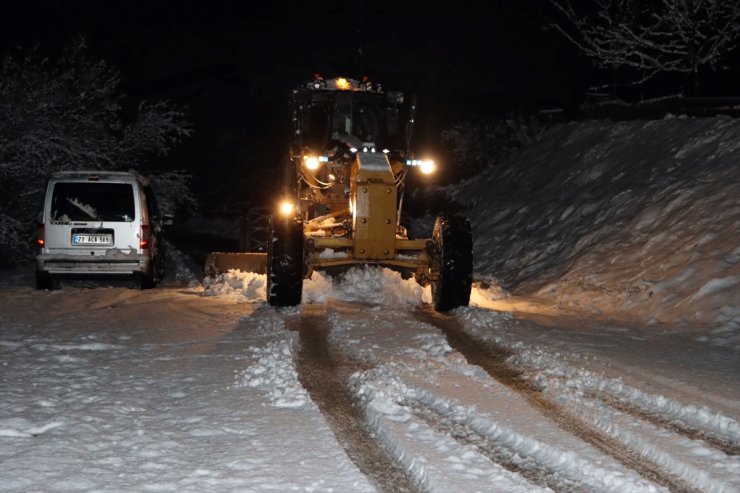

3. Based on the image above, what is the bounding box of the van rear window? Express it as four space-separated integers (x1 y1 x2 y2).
51 183 135 222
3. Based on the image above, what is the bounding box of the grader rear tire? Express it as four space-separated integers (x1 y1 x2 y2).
431 213 473 312
267 214 304 307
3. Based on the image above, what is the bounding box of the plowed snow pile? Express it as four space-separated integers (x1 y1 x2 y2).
203 266 431 305
451 115 739 338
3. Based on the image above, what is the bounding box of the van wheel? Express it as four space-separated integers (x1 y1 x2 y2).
136 270 156 289
36 271 55 290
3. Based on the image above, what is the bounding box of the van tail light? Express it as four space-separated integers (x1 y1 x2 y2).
140 225 150 249
35 223 45 248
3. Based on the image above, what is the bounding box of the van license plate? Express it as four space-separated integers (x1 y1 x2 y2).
73 234 113 245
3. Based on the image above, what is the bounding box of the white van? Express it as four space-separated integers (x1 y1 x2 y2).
35 170 167 290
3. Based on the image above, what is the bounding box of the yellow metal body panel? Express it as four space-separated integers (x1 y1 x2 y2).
350 153 397 259
309 256 428 270
300 153 432 280
306 238 429 274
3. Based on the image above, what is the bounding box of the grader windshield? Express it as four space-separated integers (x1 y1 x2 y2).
293 77 409 153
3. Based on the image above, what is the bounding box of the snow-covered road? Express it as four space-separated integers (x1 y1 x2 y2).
1 260 737 493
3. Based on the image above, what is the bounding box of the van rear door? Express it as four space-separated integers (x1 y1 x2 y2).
45 181 140 252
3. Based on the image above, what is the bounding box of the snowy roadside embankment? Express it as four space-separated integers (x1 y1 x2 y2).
450 116 740 335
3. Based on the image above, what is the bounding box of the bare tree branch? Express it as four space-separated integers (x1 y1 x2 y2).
548 0 740 84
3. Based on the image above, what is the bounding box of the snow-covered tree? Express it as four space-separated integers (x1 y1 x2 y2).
548 0 740 91
148 169 199 218
0 39 194 266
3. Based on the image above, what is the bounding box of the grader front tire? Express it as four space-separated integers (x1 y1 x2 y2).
431 213 473 312
266 214 304 307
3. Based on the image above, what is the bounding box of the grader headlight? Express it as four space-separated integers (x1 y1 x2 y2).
420 160 436 174
278 199 297 216
406 158 437 175
302 154 328 172
304 155 320 170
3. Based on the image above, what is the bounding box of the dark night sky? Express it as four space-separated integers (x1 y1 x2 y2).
2 1 592 207
2 1 585 98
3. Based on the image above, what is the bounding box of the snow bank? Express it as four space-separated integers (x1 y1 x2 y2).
451 116 740 334
202 270 266 301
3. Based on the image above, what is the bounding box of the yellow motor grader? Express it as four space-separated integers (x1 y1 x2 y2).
209 75 472 311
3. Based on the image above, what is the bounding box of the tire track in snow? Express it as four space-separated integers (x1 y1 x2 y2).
324 302 556 493
416 308 700 493
288 305 422 493
506 342 739 492
323 300 667 492
594 394 740 457
407 401 590 493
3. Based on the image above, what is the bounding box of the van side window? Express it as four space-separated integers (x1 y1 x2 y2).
143 185 160 219
50 183 135 222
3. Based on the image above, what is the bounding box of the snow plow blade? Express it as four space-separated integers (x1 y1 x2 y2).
204 252 267 277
